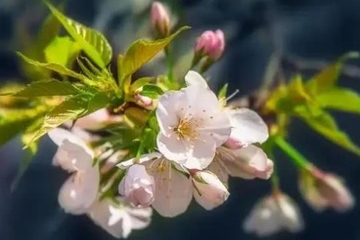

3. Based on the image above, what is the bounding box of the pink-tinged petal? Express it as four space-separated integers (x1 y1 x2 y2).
207 159 229 186
156 90 186 136
220 145 271 179
182 136 216 170
227 108 269 146
192 171 229 210
119 164 155 208
48 128 86 147
157 133 187 162
127 207 153 230
58 166 99 214
117 152 162 169
147 160 193 217
184 70 209 88
87 198 152 239
75 109 110 130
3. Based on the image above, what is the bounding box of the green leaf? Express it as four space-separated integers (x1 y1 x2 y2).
120 26 190 81
13 79 81 97
46 2 112 68
316 87 360 114
306 52 359 94
44 36 81 67
141 84 164 99
142 128 157 152
130 77 154 92
29 92 110 144
0 107 46 146
17 52 89 83
302 110 360 156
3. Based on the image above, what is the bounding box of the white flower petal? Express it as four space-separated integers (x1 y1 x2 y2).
185 70 209 88
147 160 193 217
227 108 269 145
157 133 187 162
87 198 152 239
127 207 153 230
119 164 155 208
58 166 99 214
207 159 229 186
48 128 85 148
156 90 186 136
192 171 229 210
182 137 216 170
75 108 109 130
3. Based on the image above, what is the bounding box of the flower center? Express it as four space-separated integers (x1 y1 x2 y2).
174 117 203 140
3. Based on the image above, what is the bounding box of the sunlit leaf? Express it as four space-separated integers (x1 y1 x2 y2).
302 110 360 156
120 26 190 81
17 52 89 83
140 84 164 99
218 83 228 101
29 92 109 144
315 87 360 114
306 52 359 94
45 36 81 67
46 2 112 68
13 79 81 97
287 75 312 102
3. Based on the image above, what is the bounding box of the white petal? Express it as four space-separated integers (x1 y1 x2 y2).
182 137 217 170
88 199 134 238
185 70 209 88
48 128 86 148
74 108 109 130
228 108 269 145
207 159 229 186
127 207 153 230
147 160 193 217
58 166 99 214
117 152 162 169
193 171 230 210
157 133 187 162
156 90 186 136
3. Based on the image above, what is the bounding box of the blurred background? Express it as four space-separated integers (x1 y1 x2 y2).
1 0 360 239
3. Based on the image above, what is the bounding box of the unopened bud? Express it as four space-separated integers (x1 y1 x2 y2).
151 2 171 37
192 170 229 210
135 93 153 110
300 169 354 212
195 30 225 61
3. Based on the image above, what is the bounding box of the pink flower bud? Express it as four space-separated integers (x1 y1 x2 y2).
195 30 225 61
135 93 153 109
119 164 155 208
300 170 354 212
151 2 171 37
192 170 230 210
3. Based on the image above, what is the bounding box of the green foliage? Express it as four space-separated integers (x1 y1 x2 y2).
218 83 228 101
44 36 81 67
130 77 154 92
266 53 360 157
140 84 165 99
29 92 110 145
119 26 190 92
18 52 90 83
46 2 113 69
13 79 82 97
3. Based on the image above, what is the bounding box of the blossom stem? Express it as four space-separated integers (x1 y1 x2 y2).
274 137 312 171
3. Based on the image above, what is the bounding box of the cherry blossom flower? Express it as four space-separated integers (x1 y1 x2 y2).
48 128 99 214
192 170 229 210
300 170 354 212
208 145 273 186
156 83 231 170
184 70 269 149
118 153 193 218
119 164 155 208
244 193 304 237
88 197 152 238
195 30 225 61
